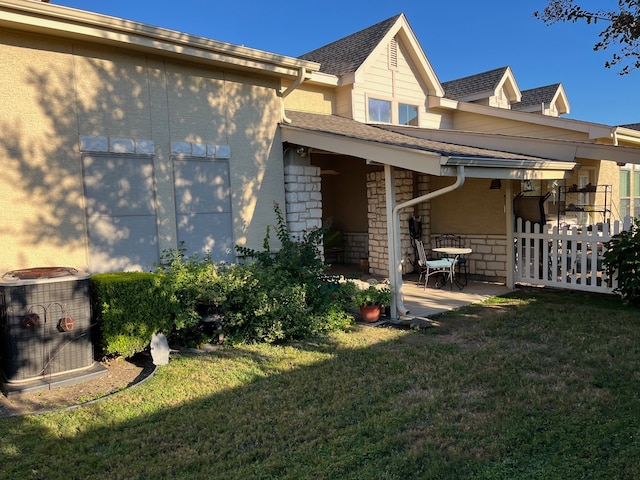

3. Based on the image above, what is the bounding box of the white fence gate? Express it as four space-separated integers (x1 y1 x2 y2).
513 217 633 294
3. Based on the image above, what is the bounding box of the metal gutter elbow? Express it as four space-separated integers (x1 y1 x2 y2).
281 67 306 124
390 165 466 318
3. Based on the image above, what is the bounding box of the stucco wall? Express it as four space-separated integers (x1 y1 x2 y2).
0 29 285 273
430 177 507 235
283 83 334 114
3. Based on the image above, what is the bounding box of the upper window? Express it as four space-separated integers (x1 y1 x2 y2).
399 103 418 126
368 98 391 123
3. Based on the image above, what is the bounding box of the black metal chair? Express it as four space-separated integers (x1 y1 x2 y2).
434 234 468 286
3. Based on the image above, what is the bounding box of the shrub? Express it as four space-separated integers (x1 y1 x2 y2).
226 202 353 343
156 247 238 345
90 272 175 357
603 218 640 304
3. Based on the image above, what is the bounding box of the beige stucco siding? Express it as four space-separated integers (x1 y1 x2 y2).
0 30 88 271
0 29 285 272
223 71 285 249
283 83 335 115
429 177 507 235
596 160 621 221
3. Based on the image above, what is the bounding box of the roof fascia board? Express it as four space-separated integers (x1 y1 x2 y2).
393 18 445 97
306 71 340 86
553 84 570 114
496 67 522 103
0 0 318 78
614 127 640 146
355 15 444 97
441 156 576 171
428 95 612 140
440 165 575 180
386 125 640 164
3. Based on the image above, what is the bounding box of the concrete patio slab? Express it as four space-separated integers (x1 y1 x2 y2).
327 264 512 320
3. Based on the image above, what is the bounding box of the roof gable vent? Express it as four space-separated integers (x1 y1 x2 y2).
389 37 398 69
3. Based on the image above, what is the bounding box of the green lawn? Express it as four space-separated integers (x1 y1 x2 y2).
1 289 639 479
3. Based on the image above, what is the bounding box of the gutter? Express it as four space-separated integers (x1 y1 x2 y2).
280 67 306 124
388 165 466 318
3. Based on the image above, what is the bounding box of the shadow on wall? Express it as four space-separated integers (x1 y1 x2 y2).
0 32 281 272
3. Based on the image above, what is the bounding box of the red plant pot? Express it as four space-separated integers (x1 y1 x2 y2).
359 305 381 323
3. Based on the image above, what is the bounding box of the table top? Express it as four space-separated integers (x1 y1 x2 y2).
433 247 472 255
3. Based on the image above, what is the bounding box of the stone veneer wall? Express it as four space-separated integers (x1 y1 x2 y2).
366 169 420 276
284 164 323 242
429 233 508 281
344 232 368 265
283 163 507 281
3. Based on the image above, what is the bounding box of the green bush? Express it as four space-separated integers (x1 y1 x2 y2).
222 202 354 343
94 203 355 352
90 272 175 357
603 218 640 304
156 248 238 346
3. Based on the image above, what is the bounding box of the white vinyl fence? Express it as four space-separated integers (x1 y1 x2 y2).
513 217 633 294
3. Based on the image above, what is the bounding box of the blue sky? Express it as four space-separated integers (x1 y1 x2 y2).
53 0 639 126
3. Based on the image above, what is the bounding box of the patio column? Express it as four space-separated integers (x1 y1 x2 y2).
384 164 401 320
505 180 515 289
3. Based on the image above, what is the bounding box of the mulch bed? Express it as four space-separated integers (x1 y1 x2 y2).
0 353 155 418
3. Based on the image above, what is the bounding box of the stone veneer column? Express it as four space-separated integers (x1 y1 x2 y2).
366 169 418 276
283 164 322 242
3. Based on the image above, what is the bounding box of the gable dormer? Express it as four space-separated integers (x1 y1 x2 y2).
512 83 570 117
442 66 521 109
299 13 444 125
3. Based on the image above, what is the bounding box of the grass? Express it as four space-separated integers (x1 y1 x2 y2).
1 288 639 479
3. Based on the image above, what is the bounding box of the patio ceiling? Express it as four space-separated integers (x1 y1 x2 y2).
281 111 578 180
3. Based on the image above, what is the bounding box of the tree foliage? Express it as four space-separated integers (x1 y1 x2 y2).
534 0 640 74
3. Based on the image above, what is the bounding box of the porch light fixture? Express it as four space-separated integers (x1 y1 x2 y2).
295 146 307 157
489 179 502 190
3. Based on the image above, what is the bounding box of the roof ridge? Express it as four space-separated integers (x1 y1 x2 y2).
298 13 403 76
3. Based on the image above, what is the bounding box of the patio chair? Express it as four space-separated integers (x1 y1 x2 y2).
415 239 455 289
434 234 468 286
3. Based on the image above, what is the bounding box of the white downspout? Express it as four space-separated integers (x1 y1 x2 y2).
280 67 306 124
388 165 466 319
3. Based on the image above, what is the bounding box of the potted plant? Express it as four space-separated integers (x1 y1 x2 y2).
354 285 392 322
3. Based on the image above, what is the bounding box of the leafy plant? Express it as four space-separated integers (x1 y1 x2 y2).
236 202 328 284
354 284 392 307
603 218 640 304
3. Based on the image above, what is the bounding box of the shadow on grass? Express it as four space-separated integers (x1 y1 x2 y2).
2 290 639 480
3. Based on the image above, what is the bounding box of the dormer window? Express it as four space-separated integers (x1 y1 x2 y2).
368 98 391 123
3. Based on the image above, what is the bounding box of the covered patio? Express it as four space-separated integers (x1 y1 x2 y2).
328 264 512 319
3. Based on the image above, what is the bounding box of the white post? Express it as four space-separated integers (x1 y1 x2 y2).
384 164 400 319
505 180 515 289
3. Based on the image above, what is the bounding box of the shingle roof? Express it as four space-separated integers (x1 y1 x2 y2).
512 84 562 110
620 123 640 131
441 67 510 100
298 14 402 76
283 110 554 162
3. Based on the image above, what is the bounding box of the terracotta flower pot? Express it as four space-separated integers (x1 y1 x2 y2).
359 305 382 323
